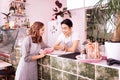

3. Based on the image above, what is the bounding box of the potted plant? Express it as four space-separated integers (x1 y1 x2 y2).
52 0 71 20
92 0 120 61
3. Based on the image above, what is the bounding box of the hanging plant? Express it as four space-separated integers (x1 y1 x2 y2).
52 0 71 20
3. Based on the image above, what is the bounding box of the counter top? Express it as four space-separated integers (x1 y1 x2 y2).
0 60 12 69
48 50 120 70
39 50 120 80
49 50 72 56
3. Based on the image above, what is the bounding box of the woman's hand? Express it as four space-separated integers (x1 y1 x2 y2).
44 48 54 54
31 50 46 60
39 50 46 58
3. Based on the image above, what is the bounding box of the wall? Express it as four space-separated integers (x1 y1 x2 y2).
70 8 86 48
26 0 66 24
0 0 11 25
25 0 67 43
0 0 66 43
0 0 86 48
26 0 86 48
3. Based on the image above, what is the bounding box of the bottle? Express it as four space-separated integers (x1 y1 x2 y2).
27 19 30 28
24 18 27 27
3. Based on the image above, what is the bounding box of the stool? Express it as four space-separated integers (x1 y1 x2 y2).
0 66 15 80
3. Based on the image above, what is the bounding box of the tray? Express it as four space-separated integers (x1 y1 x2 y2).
76 55 102 63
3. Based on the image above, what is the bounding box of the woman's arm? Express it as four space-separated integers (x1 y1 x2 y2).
31 50 46 60
22 36 46 62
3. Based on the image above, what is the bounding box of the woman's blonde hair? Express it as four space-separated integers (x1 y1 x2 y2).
28 21 44 43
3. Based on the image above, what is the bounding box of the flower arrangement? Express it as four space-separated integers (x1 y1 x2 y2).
52 0 71 20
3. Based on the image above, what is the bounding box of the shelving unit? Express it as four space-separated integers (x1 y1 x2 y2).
9 0 30 28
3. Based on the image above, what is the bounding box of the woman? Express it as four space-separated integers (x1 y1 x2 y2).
15 21 48 80
54 19 80 52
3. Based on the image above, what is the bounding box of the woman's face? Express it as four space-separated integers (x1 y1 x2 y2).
61 24 72 36
39 26 45 36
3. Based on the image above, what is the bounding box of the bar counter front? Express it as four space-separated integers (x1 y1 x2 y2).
2 47 119 80
37 50 120 80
